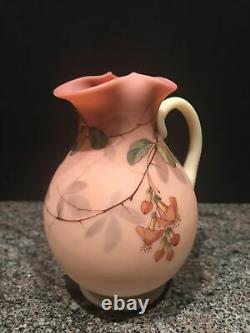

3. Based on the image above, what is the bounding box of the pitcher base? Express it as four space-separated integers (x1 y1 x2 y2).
80 284 166 308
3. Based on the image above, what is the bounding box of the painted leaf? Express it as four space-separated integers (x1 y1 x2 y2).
156 144 176 167
127 138 153 165
56 198 64 218
65 181 86 195
89 127 109 149
71 126 86 154
153 193 161 203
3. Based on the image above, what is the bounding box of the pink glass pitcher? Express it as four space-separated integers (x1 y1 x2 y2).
43 72 202 306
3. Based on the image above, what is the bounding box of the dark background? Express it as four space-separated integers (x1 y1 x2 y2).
1 1 250 202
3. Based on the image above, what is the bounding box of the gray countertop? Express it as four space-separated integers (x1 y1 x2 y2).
0 202 249 333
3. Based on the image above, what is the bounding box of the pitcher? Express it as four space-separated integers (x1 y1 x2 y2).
43 72 202 306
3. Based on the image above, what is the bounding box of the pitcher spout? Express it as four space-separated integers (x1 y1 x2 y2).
53 72 118 112
53 72 177 132
119 72 177 113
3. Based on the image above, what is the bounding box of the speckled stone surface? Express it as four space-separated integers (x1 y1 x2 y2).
0 202 249 333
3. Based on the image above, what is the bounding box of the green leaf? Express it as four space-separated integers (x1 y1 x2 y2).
89 127 109 149
156 144 176 167
153 194 161 203
129 138 153 150
127 138 153 165
71 126 86 154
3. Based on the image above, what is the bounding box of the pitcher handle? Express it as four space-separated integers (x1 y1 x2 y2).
157 97 202 187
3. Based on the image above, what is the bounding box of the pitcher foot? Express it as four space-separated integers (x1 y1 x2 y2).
80 284 166 309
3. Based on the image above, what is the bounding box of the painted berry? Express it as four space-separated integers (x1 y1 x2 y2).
141 200 153 214
166 249 174 261
154 248 165 262
171 233 180 246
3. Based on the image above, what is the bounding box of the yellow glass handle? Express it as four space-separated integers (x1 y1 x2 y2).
157 97 202 187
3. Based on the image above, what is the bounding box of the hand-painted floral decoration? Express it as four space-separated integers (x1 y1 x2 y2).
46 132 181 263
127 137 181 263
136 193 181 262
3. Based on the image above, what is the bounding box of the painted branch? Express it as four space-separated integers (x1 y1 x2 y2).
46 145 157 223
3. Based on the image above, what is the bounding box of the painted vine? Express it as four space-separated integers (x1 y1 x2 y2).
127 137 181 262
70 116 153 154
46 124 181 263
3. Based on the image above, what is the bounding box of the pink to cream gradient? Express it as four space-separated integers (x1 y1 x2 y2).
43 72 198 300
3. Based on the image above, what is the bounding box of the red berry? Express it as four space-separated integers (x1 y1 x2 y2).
171 233 180 246
141 200 153 214
166 249 174 261
154 248 165 262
